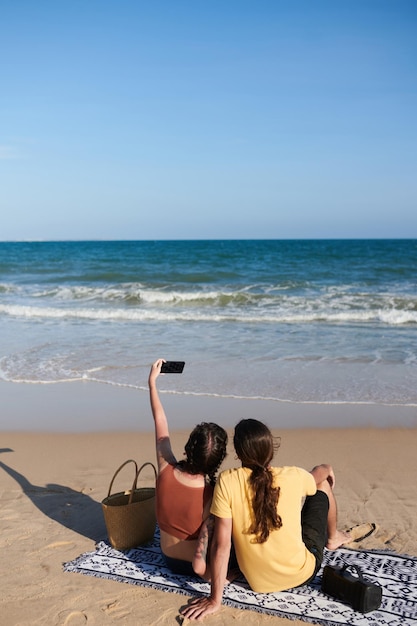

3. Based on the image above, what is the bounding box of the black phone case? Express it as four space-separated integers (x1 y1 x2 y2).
161 361 185 374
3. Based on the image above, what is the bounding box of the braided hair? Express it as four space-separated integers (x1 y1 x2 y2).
177 422 228 486
234 418 282 543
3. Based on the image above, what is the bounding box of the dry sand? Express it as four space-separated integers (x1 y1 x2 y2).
1 383 417 625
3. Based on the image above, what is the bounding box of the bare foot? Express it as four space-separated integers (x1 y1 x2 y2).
326 530 351 550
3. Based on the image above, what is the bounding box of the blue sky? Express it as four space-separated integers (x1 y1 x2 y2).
1 1 416 240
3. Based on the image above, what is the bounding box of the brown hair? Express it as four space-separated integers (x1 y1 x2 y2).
233 418 282 543
177 422 228 487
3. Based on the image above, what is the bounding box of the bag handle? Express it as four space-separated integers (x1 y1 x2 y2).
340 563 365 581
136 462 157 484
129 462 157 503
107 459 138 499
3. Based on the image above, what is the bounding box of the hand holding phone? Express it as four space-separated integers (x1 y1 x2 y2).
161 361 185 374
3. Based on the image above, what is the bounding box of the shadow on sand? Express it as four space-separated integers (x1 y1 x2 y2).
0 451 107 542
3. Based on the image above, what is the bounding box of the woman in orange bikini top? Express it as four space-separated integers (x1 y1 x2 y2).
148 358 228 578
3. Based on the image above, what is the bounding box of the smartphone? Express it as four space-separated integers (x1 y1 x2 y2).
161 361 185 374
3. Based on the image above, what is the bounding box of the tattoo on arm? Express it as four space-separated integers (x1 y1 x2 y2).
195 516 214 561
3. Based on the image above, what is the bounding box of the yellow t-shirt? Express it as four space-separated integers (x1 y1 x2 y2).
211 466 317 593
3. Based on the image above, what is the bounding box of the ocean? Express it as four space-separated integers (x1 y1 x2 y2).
1 239 417 414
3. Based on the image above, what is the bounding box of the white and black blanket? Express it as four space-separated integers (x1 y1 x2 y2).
64 531 417 626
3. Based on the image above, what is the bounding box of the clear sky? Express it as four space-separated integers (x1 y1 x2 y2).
1 0 416 240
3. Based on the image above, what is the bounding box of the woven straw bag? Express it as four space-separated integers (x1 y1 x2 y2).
102 459 157 550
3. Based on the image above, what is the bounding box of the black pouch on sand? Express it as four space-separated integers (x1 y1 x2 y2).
321 563 382 613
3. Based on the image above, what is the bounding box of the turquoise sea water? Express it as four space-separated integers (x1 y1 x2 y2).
1 240 417 412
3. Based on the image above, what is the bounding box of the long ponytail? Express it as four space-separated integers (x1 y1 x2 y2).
234 419 282 543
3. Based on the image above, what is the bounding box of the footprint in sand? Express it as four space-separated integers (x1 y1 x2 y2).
61 610 88 625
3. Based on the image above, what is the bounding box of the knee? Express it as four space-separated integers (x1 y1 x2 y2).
316 479 332 496
192 556 207 577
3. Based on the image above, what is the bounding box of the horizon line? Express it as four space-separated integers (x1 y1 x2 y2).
1 236 416 243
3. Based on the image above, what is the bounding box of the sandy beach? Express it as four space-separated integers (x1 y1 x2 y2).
1 383 417 625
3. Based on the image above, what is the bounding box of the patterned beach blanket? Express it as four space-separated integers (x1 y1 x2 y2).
64 531 417 626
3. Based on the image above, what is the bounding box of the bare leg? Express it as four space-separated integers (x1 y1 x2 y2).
317 479 351 549
192 515 214 579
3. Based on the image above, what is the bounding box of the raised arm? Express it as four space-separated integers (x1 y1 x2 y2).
148 358 176 471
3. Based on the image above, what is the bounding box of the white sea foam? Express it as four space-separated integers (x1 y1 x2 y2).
30 283 233 302
2 373 417 409
2 240 416 422
378 309 417 325
0 283 17 293
1 302 416 325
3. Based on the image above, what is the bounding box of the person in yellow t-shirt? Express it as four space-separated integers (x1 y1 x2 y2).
182 418 351 621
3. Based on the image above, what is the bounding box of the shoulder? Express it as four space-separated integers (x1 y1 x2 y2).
273 466 315 486
218 467 241 482
216 467 245 490
211 469 242 516
158 463 175 479
273 465 310 475
219 467 248 479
